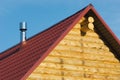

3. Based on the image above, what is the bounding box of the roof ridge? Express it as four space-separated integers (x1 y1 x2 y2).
88 3 94 7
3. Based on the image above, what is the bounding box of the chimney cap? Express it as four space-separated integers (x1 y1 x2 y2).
20 21 27 31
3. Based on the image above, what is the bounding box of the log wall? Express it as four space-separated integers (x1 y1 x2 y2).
27 19 120 80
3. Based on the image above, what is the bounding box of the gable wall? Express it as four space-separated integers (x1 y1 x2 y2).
27 19 120 80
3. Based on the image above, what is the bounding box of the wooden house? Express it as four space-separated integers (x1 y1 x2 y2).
0 4 120 80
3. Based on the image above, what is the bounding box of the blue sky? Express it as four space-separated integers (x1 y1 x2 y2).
0 0 120 52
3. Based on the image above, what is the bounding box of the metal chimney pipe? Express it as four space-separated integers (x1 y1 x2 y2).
20 21 27 42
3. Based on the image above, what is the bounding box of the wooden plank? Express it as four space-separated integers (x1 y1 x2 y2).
62 64 84 71
81 36 104 44
43 56 84 65
85 31 99 37
28 74 62 80
83 54 119 63
64 34 81 40
59 39 82 47
49 49 83 59
32 67 62 75
54 44 82 52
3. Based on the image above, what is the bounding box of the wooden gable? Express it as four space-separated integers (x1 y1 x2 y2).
27 16 120 80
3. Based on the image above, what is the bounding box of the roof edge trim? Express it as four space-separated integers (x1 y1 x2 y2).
91 6 120 45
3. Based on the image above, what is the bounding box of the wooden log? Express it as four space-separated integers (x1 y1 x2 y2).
78 17 86 23
79 17 94 32
88 16 94 23
80 22 94 32
88 23 94 30
74 23 81 29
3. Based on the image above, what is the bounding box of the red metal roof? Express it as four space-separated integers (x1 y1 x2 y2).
0 4 120 80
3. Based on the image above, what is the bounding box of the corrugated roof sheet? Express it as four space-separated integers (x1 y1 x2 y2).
0 4 120 80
